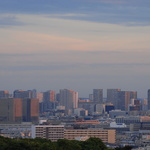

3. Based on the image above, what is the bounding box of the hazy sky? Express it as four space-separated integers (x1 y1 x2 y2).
0 0 150 98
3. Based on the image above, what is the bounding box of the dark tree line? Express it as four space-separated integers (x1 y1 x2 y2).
0 136 132 150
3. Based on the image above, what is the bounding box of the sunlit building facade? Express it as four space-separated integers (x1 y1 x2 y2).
59 89 78 115
64 129 116 144
0 98 39 123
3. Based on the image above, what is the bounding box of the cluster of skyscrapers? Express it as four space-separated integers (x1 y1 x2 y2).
0 90 38 123
0 88 149 123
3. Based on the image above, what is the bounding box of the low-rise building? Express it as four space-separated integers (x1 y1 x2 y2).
31 125 64 141
0 122 32 138
31 124 116 144
64 128 116 144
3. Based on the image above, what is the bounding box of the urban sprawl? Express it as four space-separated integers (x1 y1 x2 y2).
1 89 150 149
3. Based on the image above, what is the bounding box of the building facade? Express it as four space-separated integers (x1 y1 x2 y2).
0 98 14 122
107 89 121 105
93 89 103 104
13 90 36 99
43 90 56 111
0 91 9 99
31 125 116 144
0 98 39 123
64 129 116 144
31 125 64 141
117 91 137 111
59 89 78 115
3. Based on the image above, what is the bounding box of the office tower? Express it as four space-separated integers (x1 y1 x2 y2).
107 89 121 105
89 94 93 101
0 98 21 122
56 93 60 102
32 89 37 98
0 98 39 123
94 104 104 114
22 98 39 122
59 89 78 115
148 89 150 110
43 90 55 103
43 90 55 111
93 89 103 104
140 99 148 111
14 98 22 122
37 92 44 113
37 92 43 103
13 89 36 99
0 91 9 98
130 91 137 100
0 98 14 122
117 91 137 111
117 91 129 111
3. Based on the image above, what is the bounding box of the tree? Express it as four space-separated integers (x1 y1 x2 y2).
57 139 82 150
82 137 107 150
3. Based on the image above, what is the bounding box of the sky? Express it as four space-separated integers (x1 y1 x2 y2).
0 0 150 98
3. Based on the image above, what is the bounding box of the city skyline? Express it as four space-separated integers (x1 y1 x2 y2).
0 0 150 98
0 88 148 99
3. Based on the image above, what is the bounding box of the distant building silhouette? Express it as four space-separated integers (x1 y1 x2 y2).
93 89 103 104
0 91 9 99
43 90 55 111
59 89 78 115
13 89 36 99
107 89 121 105
105 104 115 114
117 91 137 111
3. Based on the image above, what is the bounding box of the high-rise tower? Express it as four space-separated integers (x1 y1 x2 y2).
107 89 121 105
93 89 103 104
13 90 36 99
117 91 137 111
0 91 9 98
0 98 39 123
59 89 78 115
43 90 55 111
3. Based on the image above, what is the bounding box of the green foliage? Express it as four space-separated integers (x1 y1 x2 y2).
0 135 131 150
57 139 82 150
82 137 107 150
34 137 51 143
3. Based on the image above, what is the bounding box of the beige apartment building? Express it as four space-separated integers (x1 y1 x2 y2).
64 129 116 144
32 124 116 144
31 125 64 141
